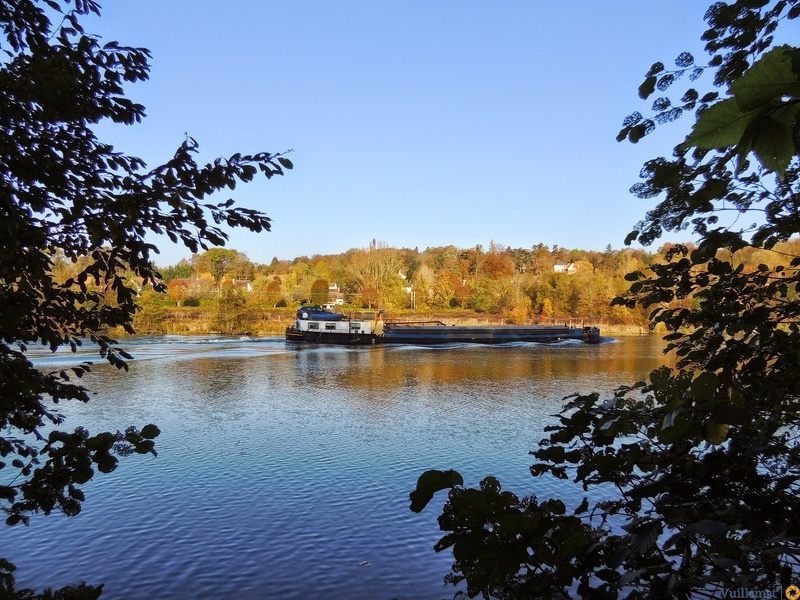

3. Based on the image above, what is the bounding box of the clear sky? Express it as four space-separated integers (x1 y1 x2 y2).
86 1 719 267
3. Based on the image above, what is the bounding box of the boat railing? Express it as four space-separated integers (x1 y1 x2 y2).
349 311 379 321
384 320 447 327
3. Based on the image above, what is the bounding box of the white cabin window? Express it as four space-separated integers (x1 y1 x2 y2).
308 323 319 330
325 323 336 330
350 323 361 331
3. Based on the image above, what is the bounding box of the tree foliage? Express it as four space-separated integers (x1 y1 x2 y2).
191 248 247 285
0 0 290 594
146 237 800 327
346 240 404 308
309 278 330 305
412 1 800 598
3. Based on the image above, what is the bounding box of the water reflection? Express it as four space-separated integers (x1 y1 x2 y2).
291 338 670 402
6 336 669 600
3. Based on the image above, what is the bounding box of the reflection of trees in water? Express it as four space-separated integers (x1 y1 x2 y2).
81 338 671 423
337 340 667 386
287 338 671 401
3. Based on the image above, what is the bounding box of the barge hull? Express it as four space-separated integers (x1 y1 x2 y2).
285 329 377 345
381 325 599 345
286 324 601 345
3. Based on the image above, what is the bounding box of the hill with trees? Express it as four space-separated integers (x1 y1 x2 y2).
133 241 655 334
106 236 797 336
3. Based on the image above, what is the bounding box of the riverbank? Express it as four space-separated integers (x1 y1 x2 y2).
123 305 653 338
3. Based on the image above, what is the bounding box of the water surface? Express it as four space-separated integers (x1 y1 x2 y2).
7 335 669 599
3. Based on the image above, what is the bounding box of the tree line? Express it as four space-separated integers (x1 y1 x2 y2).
147 241 653 326
132 237 799 332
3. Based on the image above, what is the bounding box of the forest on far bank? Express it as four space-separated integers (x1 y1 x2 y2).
57 237 797 336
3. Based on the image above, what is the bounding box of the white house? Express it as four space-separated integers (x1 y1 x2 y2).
553 262 576 274
328 282 344 303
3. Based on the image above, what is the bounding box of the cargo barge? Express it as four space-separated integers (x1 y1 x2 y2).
285 306 601 345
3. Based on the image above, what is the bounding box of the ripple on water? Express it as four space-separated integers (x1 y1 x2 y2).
5 336 668 599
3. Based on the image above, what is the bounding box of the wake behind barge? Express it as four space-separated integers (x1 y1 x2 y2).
285 306 601 346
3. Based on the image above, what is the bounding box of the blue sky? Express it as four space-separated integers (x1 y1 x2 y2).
87 1 717 267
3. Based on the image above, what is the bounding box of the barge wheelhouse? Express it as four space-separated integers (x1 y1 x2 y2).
285 306 383 345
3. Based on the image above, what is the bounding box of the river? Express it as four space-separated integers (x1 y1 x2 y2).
5 335 669 599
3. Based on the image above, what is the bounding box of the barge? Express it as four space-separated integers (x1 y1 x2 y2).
285 306 601 345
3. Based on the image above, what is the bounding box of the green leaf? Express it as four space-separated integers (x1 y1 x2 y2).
409 469 463 513
629 122 652 143
629 520 662 556
543 498 566 515
454 488 492 518
675 52 694 68
73 465 94 485
749 115 797 178
278 157 293 169
703 420 730 444
681 47 800 176
611 520 662 568
95 452 118 474
539 445 565 463
679 98 755 151
432 531 459 552
730 47 800 112
638 76 657 99
691 371 719 403
574 497 589 515
134 440 155 454
646 62 665 77
141 424 161 439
